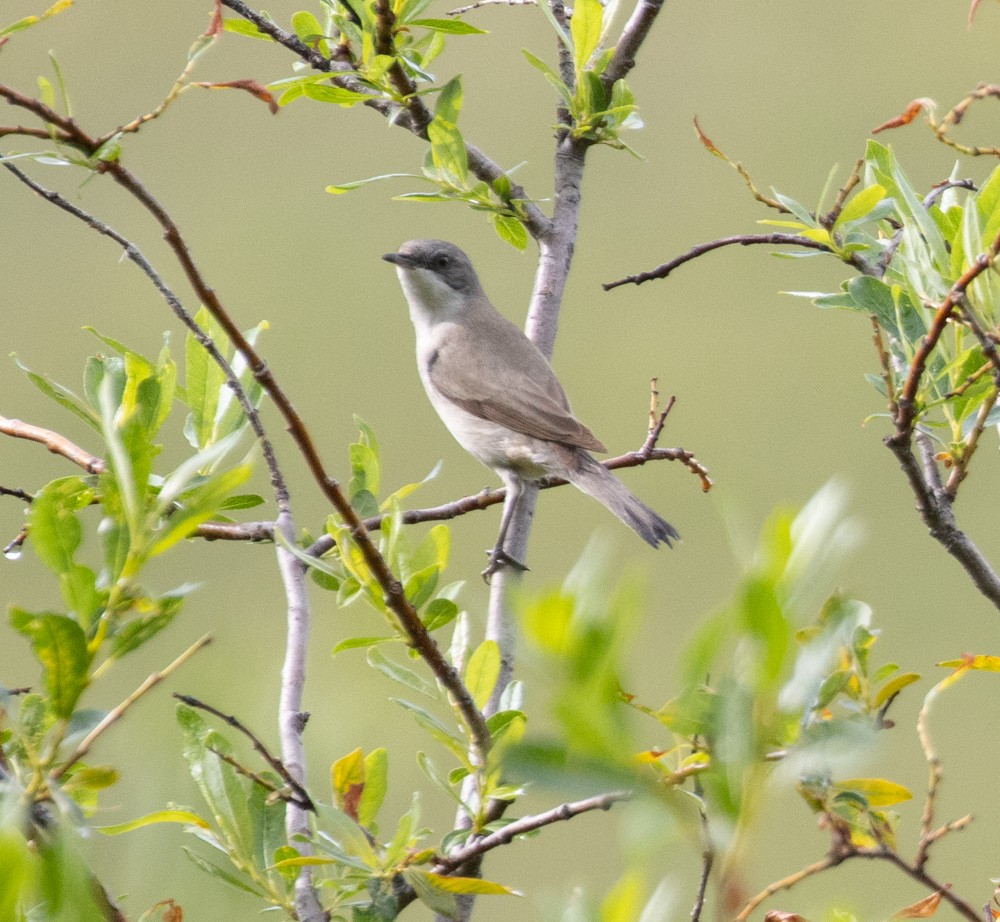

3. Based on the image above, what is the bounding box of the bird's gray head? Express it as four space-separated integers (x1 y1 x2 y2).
383 240 483 292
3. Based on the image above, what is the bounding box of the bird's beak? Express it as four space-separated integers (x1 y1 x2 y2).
382 252 414 267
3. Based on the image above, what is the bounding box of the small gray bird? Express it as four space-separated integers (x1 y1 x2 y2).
383 239 678 580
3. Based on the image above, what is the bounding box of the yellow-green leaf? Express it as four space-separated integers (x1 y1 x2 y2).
465 640 500 710
97 809 209 835
421 872 518 896
937 654 1000 672
874 671 920 708
832 777 912 806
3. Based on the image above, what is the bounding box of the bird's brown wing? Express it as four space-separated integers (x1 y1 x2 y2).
429 314 607 453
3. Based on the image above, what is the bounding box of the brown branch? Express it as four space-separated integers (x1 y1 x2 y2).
51 636 211 782
173 693 316 813
933 84 1000 158
432 790 631 872
0 415 105 474
820 158 865 228
734 854 843 921
602 233 836 290
0 486 34 503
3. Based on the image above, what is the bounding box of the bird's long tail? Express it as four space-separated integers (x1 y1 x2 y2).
564 450 679 548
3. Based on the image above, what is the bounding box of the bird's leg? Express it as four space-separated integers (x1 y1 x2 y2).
482 476 529 582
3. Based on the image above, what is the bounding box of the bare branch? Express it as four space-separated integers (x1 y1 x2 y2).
602 233 835 291
0 415 105 474
52 636 211 782
434 790 631 872
0 486 33 503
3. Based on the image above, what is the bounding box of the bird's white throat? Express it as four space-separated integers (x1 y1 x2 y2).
396 265 468 336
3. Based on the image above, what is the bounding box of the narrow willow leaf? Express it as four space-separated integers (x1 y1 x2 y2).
98 809 210 835
410 17 487 34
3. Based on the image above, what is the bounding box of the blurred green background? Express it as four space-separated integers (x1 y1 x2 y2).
3 1 1000 919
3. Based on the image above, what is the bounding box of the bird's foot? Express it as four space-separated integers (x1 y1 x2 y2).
481 547 530 583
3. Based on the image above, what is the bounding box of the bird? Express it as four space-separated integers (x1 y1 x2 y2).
383 239 678 581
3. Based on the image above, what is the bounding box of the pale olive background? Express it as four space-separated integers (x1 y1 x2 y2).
3 1 1000 919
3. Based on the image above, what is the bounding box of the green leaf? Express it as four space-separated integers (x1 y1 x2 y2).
411 17 487 33
424 872 517 896
493 214 528 250
314 804 380 866
834 184 887 228
423 598 459 631
222 16 274 39
392 698 468 761
184 307 228 449
333 635 395 653
294 83 372 107
28 477 91 577
10 609 90 718
291 10 327 49
367 648 438 698
465 640 500 710
176 704 255 864
349 441 381 498
521 49 573 106
570 0 603 71
183 847 266 897
358 747 388 829
403 869 459 917
98 809 210 835
110 586 190 658
12 355 101 432
326 172 423 194
417 750 463 805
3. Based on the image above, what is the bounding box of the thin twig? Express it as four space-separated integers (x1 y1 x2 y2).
447 0 534 14
690 772 714 922
602 233 836 291
734 854 843 922
208 745 312 810
433 790 631 872
820 158 865 228
52 636 211 781
173 693 316 813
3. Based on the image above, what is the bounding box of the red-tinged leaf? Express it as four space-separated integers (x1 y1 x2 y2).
969 0 983 25
891 890 944 919
341 782 364 822
191 79 279 114
332 747 365 820
764 913 810 922
872 98 933 134
693 116 730 161
207 0 223 37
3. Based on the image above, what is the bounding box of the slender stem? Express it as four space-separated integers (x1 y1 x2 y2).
434 790 631 872
52 635 211 781
734 854 842 921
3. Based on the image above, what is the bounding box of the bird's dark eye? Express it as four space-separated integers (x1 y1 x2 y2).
435 254 451 269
